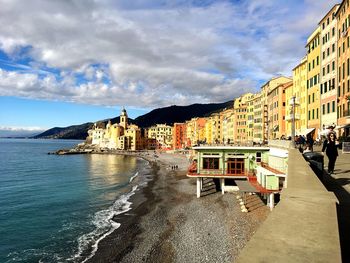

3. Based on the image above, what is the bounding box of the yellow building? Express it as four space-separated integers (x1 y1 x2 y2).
204 117 213 144
87 108 144 151
260 76 292 141
306 27 321 138
221 108 235 144
124 124 143 151
287 57 308 137
185 117 206 146
245 93 255 143
204 113 221 144
252 92 263 143
233 95 248 144
147 124 173 148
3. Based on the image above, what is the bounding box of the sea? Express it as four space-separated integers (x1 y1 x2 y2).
0 138 152 263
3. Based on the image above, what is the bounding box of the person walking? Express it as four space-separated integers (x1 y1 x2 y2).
306 133 314 152
322 132 340 174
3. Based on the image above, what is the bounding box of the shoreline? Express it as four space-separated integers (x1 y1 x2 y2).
84 151 270 263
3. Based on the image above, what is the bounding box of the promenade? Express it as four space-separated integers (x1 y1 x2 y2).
314 145 350 262
237 143 350 263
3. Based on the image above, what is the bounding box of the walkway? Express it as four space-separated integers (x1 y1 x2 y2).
314 145 350 262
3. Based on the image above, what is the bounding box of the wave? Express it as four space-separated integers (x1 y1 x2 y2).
68 185 138 263
129 171 139 183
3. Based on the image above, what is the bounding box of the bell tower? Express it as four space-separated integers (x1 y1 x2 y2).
120 107 128 129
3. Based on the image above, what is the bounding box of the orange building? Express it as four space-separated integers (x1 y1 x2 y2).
267 81 292 139
173 123 187 150
336 1 350 127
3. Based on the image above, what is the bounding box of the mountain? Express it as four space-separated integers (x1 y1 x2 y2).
33 100 234 139
33 123 94 140
0 128 45 138
134 101 234 127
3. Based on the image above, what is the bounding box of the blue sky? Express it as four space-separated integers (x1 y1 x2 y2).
0 0 339 133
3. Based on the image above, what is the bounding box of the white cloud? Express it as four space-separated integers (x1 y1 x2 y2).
0 0 339 108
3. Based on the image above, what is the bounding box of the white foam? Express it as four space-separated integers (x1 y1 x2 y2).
68 185 139 263
129 171 139 183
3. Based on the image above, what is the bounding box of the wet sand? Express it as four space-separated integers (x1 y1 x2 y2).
87 151 269 263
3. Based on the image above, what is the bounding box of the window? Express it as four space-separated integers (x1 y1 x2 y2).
203 158 219 170
332 101 335 112
332 27 335 36
227 158 244 175
332 43 335 53
327 102 330 114
332 61 335 71
256 152 262 162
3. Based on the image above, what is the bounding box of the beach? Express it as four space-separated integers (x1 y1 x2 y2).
87 151 269 263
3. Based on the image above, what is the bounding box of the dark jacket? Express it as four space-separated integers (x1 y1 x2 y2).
322 140 339 157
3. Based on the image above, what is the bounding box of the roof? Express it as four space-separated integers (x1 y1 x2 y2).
335 0 346 17
192 146 270 151
318 4 340 25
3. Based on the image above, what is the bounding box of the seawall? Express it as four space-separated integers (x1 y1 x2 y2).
237 143 341 262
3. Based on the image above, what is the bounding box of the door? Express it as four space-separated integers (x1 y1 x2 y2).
227 158 245 175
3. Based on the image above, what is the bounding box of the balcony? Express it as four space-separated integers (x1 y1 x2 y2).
285 113 301 121
289 97 300 106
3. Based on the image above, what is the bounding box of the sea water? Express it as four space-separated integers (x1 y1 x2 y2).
0 139 152 262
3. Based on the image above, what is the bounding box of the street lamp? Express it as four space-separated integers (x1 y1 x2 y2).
291 96 296 147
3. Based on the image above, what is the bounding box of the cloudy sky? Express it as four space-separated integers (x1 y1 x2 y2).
0 0 339 132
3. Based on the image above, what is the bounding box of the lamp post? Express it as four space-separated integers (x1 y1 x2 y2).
291 96 296 147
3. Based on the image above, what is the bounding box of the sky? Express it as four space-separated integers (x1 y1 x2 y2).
0 0 340 134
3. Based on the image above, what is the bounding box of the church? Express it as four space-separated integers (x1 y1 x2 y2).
87 108 143 151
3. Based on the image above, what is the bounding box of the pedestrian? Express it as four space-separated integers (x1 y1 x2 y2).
306 133 314 151
322 132 340 174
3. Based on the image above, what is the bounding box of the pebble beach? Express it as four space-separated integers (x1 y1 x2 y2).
86 151 270 263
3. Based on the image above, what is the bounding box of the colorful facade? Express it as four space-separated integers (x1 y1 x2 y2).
320 4 339 130
147 124 173 149
87 108 144 151
173 123 187 149
336 1 350 127
287 57 308 136
306 27 322 137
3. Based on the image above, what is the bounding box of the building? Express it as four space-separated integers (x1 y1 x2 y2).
221 108 235 144
320 4 340 130
306 27 322 138
187 146 288 209
287 57 308 137
260 76 292 141
173 123 187 150
267 81 292 139
234 95 248 144
87 108 144 151
246 94 256 143
147 124 173 149
336 1 350 127
252 92 263 143
185 117 206 146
